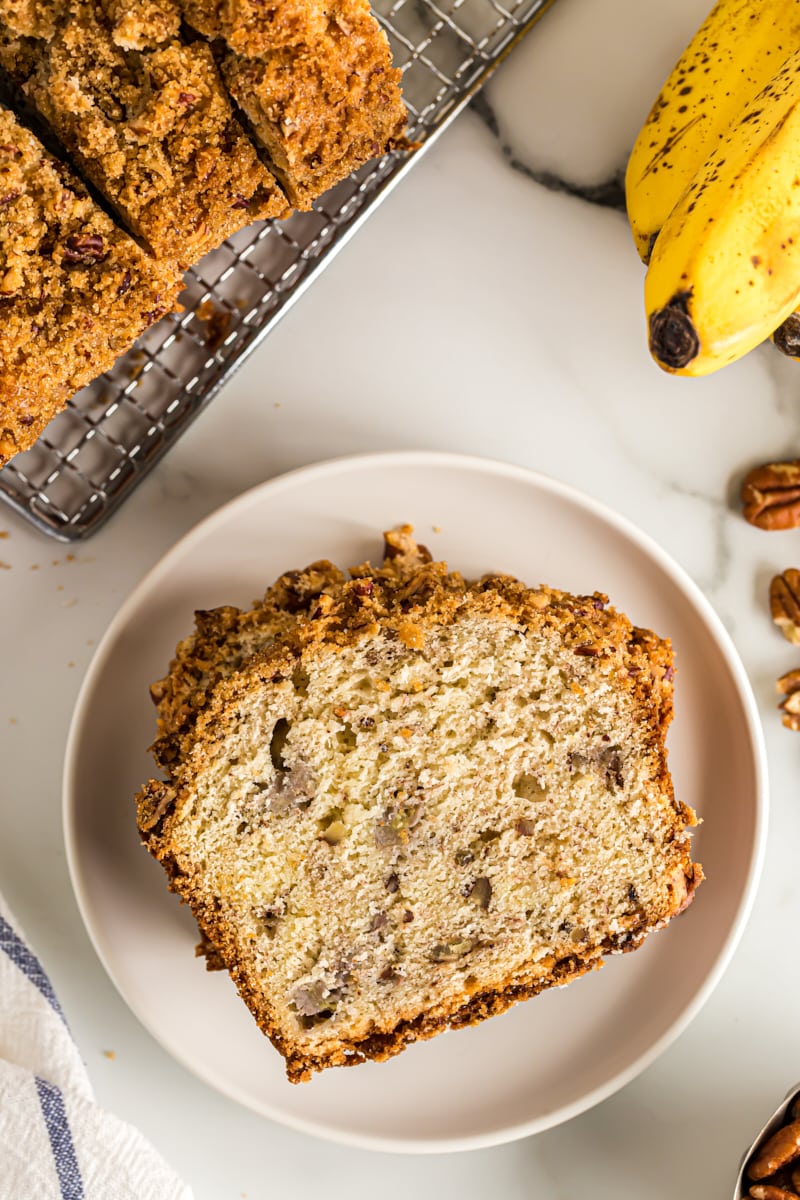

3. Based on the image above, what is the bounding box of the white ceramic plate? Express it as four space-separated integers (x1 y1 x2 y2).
63 451 767 1153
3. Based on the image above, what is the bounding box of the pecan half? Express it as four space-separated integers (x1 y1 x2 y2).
749 1119 800 1180
777 670 800 731
742 461 800 531
771 570 800 644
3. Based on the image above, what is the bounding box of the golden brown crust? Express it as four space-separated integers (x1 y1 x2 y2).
177 0 328 56
101 0 180 48
138 558 699 1083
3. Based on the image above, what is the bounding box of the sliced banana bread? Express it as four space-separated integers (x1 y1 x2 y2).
147 529 446 972
0 104 182 466
138 555 701 1083
216 0 410 210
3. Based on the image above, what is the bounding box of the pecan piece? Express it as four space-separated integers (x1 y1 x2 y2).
319 818 348 845
777 670 800 731
749 1186 800 1199
749 1119 800 1180
742 461 800 531
63 233 108 265
770 570 800 644
430 937 475 963
466 877 492 909
291 980 339 1019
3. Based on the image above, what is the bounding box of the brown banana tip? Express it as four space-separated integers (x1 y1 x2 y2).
648 294 699 370
773 312 800 358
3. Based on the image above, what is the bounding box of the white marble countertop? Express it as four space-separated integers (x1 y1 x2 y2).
3 0 800 1194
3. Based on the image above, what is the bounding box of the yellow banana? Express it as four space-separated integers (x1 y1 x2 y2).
645 50 800 377
625 0 800 264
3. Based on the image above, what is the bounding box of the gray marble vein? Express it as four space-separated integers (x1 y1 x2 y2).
470 93 626 210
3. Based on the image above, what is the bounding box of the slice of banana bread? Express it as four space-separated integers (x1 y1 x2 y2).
146 528 453 973
0 104 182 466
138 550 701 1083
214 0 410 210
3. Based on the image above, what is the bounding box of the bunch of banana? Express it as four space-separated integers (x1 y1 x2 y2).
625 0 800 376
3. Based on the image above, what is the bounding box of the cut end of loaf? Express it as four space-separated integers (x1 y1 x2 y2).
137 539 701 1083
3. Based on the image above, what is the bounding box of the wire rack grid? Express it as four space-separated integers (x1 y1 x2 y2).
0 0 556 540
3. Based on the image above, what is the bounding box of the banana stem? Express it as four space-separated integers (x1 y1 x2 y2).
649 293 699 370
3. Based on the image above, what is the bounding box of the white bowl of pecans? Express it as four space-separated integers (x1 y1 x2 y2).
735 1084 800 1198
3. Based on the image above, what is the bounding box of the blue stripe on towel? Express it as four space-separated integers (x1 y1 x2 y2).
36 1077 85 1200
0 914 67 1026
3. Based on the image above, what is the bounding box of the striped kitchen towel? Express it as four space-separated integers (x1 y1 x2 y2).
0 894 193 1200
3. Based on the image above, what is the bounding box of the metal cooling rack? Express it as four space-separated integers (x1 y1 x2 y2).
0 0 556 540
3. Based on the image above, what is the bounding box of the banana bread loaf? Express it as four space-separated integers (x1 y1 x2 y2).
0 0 288 265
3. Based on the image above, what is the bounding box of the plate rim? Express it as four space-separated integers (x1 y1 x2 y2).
62 449 769 1154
